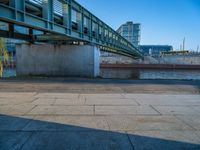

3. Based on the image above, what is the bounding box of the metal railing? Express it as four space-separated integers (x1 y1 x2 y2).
0 0 142 58
54 0 63 16
28 0 43 5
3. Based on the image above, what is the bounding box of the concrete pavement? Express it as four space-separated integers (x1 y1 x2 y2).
0 79 200 149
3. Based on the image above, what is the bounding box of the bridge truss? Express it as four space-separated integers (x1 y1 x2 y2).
0 0 142 58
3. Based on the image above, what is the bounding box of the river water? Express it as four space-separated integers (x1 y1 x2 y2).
2 68 200 80
101 68 200 80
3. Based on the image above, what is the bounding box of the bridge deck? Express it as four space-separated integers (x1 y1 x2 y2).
0 0 142 58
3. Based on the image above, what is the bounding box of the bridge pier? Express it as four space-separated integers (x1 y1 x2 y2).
16 44 100 77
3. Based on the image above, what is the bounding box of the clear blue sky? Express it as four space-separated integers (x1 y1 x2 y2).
76 0 200 51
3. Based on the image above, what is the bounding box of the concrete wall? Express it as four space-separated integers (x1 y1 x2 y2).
158 55 200 65
137 55 200 65
100 51 139 64
100 52 159 65
140 56 159 64
16 44 100 77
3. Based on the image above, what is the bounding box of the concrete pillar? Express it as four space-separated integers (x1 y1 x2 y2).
16 44 100 77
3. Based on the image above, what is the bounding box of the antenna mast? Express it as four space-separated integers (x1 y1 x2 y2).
183 37 185 51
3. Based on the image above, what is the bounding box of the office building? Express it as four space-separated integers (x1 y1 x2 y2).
140 45 173 57
117 21 141 48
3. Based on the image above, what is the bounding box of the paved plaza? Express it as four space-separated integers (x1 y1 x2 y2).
0 79 200 150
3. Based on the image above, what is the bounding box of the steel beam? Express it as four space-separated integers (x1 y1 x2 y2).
0 29 32 40
0 0 142 58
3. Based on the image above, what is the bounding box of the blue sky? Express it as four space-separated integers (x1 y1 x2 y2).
76 0 200 50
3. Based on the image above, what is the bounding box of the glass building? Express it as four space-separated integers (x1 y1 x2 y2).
139 45 173 57
117 21 141 48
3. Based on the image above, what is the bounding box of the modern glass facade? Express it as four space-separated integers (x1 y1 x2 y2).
117 21 141 48
140 45 173 57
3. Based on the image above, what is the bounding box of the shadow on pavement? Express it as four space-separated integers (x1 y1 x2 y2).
0 114 200 150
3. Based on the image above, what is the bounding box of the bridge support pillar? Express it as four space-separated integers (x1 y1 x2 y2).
16 44 100 77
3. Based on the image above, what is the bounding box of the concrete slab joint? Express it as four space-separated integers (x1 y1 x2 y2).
16 44 100 77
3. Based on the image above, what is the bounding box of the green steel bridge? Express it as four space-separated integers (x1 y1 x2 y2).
0 0 142 58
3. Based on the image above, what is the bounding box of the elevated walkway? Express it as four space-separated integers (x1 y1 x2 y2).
0 0 142 58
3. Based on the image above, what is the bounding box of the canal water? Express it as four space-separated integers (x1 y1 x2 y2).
101 68 200 80
2 68 200 80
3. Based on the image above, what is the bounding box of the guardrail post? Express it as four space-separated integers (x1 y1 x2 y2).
76 6 82 38
68 0 72 35
62 2 69 34
9 0 25 21
9 0 15 7
8 24 14 38
96 22 99 42
43 0 53 29
89 14 92 41
80 7 84 38
9 0 25 11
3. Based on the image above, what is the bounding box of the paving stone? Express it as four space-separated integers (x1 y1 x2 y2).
34 93 79 99
81 94 124 99
20 131 133 150
23 115 109 131
0 115 33 131
153 106 200 115
124 94 200 100
125 94 200 106
85 98 138 105
105 116 193 131
31 98 56 105
127 130 200 150
0 131 32 150
27 105 93 115
1 90 200 149
95 106 159 115
54 98 85 105
195 131 200 138
190 106 200 113
0 92 36 98
0 104 36 115
0 97 34 105
175 115 200 130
